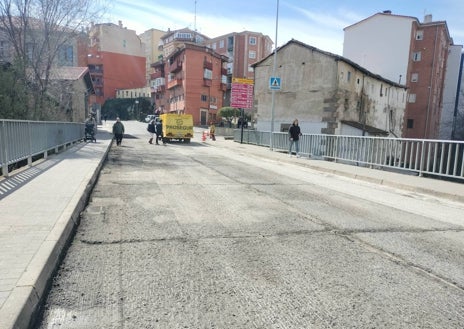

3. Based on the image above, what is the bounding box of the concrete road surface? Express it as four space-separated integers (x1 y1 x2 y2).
35 121 464 329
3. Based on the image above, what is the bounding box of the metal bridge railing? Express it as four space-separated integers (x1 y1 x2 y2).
234 130 464 181
0 120 84 177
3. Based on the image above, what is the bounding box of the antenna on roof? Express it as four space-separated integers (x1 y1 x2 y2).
194 0 197 32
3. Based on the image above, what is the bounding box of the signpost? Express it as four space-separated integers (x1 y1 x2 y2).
231 78 254 109
231 78 254 144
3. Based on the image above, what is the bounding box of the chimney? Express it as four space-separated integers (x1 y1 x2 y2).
424 14 433 23
118 20 123 28
383 10 392 14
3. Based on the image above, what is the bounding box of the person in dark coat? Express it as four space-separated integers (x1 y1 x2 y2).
147 118 156 144
112 117 125 146
288 119 302 157
155 119 163 145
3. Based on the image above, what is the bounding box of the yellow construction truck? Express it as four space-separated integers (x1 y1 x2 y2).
159 113 194 143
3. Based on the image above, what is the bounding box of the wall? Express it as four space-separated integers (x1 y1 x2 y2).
254 42 339 133
343 13 414 83
254 41 406 137
439 45 463 139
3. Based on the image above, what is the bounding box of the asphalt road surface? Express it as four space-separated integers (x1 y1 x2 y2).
35 121 464 329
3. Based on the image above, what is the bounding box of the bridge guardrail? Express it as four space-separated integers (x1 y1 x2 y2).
0 120 84 177
234 129 464 181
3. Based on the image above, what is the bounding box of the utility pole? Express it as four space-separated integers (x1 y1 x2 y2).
270 0 279 150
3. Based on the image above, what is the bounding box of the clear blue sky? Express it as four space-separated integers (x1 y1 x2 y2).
107 0 464 55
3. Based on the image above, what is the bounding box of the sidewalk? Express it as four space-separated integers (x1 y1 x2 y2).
1 130 463 329
0 130 112 329
227 141 464 203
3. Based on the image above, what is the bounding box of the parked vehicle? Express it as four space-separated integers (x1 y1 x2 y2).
159 113 194 143
144 114 156 123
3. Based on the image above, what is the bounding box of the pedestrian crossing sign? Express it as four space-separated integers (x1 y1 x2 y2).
269 77 281 90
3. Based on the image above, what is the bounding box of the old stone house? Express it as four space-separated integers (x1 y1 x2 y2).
253 40 408 137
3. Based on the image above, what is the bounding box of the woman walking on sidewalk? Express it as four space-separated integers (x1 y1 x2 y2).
288 119 302 157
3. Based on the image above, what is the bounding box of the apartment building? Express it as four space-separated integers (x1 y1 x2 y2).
343 11 459 139
139 28 166 85
151 43 228 126
87 21 146 106
208 31 273 106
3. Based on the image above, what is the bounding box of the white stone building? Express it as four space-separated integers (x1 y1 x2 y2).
253 40 407 137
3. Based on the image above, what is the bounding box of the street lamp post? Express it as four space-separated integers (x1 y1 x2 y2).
270 0 279 150
135 100 139 121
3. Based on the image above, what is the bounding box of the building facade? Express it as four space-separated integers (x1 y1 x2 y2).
343 11 458 139
208 31 273 106
151 43 228 126
87 21 146 106
139 28 166 86
253 40 407 137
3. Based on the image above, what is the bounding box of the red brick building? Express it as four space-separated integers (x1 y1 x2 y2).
208 32 273 107
86 22 146 106
405 19 452 139
151 43 228 126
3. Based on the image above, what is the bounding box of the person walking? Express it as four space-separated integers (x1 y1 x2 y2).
155 119 163 145
147 118 156 144
209 122 216 141
288 119 302 157
112 117 125 146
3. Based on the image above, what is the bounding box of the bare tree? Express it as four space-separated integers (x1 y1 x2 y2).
0 0 106 120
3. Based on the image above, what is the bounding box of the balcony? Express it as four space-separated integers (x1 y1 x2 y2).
167 79 182 89
203 79 212 87
155 85 166 93
169 60 182 73
203 61 213 70
150 71 164 80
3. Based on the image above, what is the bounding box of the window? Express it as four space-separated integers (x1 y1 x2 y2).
204 69 212 80
411 73 419 82
26 42 35 60
249 50 256 59
412 51 422 61
347 71 351 82
212 43 216 50
201 95 208 102
219 40 224 48
408 94 416 103
58 45 73 64
249 36 257 45
415 31 424 40
407 119 414 129
0 41 7 57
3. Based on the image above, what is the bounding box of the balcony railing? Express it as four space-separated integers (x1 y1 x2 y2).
169 60 182 73
155 85 166 93
203 61 213 70
203 79 212 87
150 71 164 80
167 79 182 89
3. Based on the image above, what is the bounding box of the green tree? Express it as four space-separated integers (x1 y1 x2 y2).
102 98 151 121
0 61 29 119
218 107 238 125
